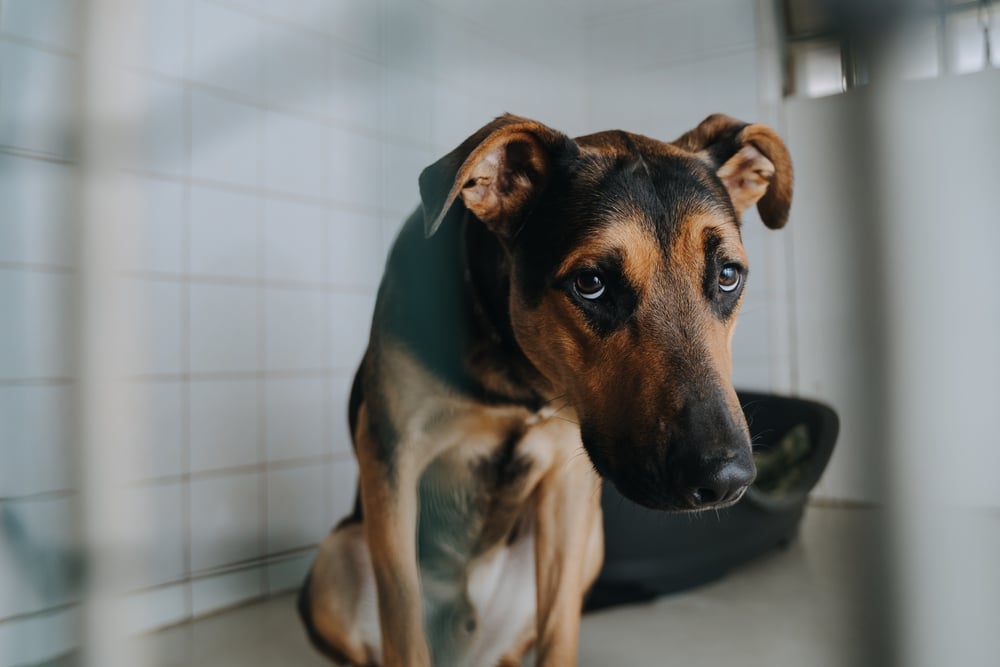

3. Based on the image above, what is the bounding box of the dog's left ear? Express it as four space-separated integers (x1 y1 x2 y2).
673 114 793 229
419 114 571 239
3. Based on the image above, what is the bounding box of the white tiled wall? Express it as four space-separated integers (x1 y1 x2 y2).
0 1 798 663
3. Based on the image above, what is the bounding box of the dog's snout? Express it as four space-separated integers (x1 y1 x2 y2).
687 455 755 508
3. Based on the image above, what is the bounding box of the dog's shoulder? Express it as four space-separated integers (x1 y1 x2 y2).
369 209 547 410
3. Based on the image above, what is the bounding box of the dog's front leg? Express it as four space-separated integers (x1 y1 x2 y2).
355 408 431 667
533 445 604 666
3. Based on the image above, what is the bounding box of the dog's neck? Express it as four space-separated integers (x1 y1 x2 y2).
377 208 550 409
460 216 551 408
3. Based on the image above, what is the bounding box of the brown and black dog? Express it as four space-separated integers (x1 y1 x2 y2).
298 113 793 667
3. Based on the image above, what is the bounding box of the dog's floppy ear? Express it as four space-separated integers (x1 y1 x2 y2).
673 114 793 229
419 114 571 239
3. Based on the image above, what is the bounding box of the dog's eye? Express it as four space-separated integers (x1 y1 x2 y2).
574 271 606 300
719 264 742 293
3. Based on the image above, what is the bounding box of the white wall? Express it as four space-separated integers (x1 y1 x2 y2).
785 68 1000 506
0 1 823 663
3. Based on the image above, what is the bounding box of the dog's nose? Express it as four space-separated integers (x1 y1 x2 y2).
687 456 755 507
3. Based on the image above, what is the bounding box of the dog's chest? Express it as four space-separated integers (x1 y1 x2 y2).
416 428 536 577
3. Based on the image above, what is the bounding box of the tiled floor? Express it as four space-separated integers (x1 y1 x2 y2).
133 504 881 667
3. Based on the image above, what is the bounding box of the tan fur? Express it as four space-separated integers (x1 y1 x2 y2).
556 215 664 289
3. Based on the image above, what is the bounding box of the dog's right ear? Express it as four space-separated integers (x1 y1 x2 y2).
672 114 793 230
419 114 571 239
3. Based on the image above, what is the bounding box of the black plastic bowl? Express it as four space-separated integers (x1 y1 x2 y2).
586 390 839 611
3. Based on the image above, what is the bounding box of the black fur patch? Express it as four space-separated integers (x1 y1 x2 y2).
559 251 639 338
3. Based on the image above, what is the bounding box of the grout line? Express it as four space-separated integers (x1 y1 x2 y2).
0 601 79 626
0 143 75 164
0 143 399 219
126 368 357 382
0 377 75 387
0 545 317 626
0 30 77 57
376 0 388 267
320 28 335 546
254 25 270 595
166 73 389 145
0 260 75 274
0 451 357 504
126 166 388 216
0 488 78 503
123 268 377 293
181 0 195 623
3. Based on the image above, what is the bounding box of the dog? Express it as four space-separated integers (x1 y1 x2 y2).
298 113 793 667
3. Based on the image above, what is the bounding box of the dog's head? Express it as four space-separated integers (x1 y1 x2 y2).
419 114 793 512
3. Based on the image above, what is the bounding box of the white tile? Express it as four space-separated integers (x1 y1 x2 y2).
124 582 189 634
190 90 261 188
731 360 772 392
329 47 380 130
380 141 432 213
586 0 756 74
0 606 78 667
732 302 770 366
381 0 434 72
0 42 75 157
0 384 73 497
128 482 186 588
189 283 258 373
263 198 325 283
190 472 262 571
191 0 262 99
130 381 185 481
382 67 432 142
189 185 259 278
328 211 383 288
328 372 354 456
430 85 493 153
265 377 325 463
0 269 72 379
262 21 327 115
265 0 327 25
0 0 79 50
264 288 325 372
131 177 186 274
0 155 74 266
266 550 315 594
0 496 78 618
214 0 270 12
326 458 358 527
328 293 374 370
266 465 326 553
325 0 379 58
589 50 760 139
134 75 187 177
135 278 184 375
191 566 263 617
140 0 187 77
327 211 385 288
263 111 324 197
189 379 259 473
328 126 380 208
